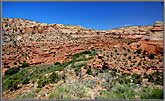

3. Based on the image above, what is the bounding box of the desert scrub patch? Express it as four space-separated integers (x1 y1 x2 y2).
49 86 72 99
72 50 92 59
99 83 136 99
3 79 19 91
72 50 96 61
4 67 20 76
3 68 30 91
140 87 163 99
144 71 163 85
37 72 62 88
49 83 91 99
20 61 29 68
54 62 61 66
21 78 30 84
37 76 51 88
49 72 62 83
131 74 142 84
86 67 93 75
17 90 36 99
117 73 131 84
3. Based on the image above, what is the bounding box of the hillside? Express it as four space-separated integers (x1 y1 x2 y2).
2 18 163 99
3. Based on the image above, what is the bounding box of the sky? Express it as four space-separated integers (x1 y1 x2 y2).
2 2 164 30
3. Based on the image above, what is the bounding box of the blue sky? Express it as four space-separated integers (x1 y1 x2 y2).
2 2 163 30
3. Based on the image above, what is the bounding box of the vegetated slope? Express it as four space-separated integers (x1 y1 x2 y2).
2 18 163 99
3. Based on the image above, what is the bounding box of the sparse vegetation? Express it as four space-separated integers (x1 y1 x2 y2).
54 62 61 66
148 54 155 59
86 68 92 75
5 67 20 76
136 49 142 54
21 61 29 68
140 88 163 99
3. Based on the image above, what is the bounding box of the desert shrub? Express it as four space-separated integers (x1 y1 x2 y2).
117 73 131 84
99 83 136 99
75 68 81 76
21 61 29 68
124 53 127 57
86 68 92 75
128 56 131 60
3 79 19 91
138 62 141 66
140 88 163 99
54 62 61 66
49 84 74 99
37 72 62 88
4 65 10 68
49 87 66 99
136 49 142 54
146 71 163 85
3 68 32 91
102 62 109 70
72 51 92 59
17 90 35 99
143 50 146 55
37 77 50 88
127 49 130 52
115 49 117 52
110 71 117 77
122 47 126 50
5 67 20 76
49 72 61 83
148 54 155 59
14 62 17 65
22 78 30 84
131 74 142 84
137 44 140 48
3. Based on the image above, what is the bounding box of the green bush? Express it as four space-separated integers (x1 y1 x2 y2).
54 62 61 66
37 77 50 88
5 67 20 76
136 49 142 54
3 79 19 91
127 49 130 52
22 78 30 84
148 54 155 59
49 72 61 83
75 68 81 76
86 68 92 75
102 63 109 70
146 71 163 85
140 88 163 99
37 72 61 88
21 61 29 68
99 83 136 99
131 74 142 84
72 51 92 59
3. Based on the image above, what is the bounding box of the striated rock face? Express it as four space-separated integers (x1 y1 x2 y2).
140 40 163 55
107 21 163 40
